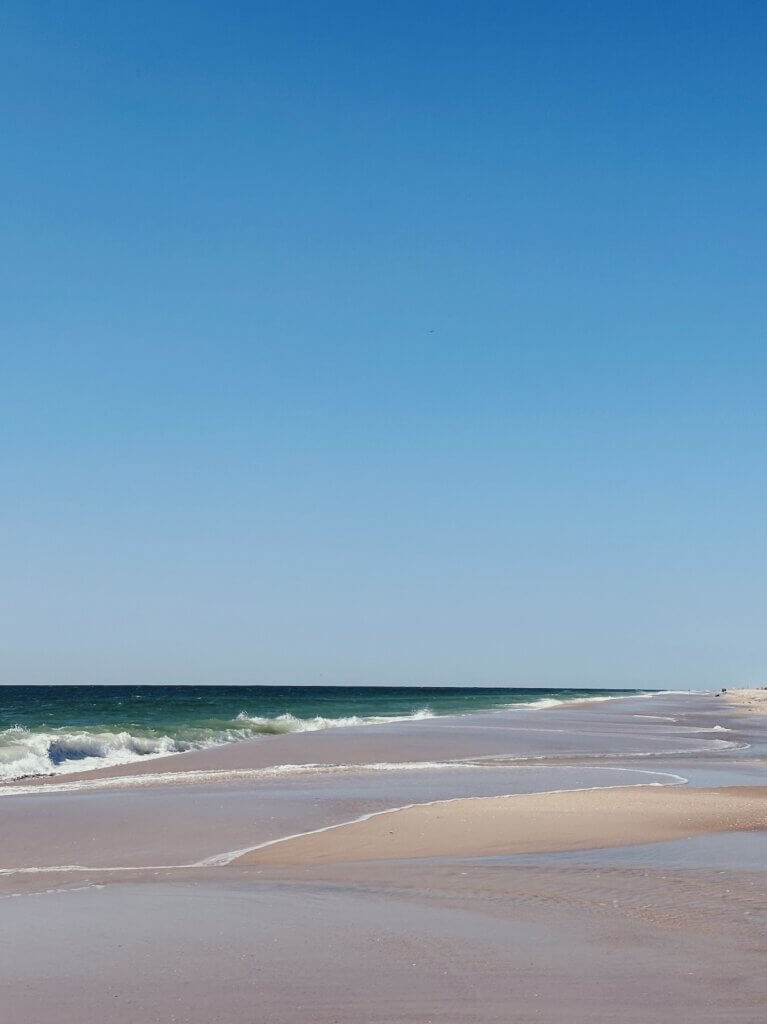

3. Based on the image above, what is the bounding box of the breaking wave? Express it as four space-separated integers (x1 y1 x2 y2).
0 709 435 782
233 709 435 733
0 686 654 784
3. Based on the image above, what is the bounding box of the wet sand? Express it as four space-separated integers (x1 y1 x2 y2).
3 858 767 1024
238 784 767 866
2 692 767 1022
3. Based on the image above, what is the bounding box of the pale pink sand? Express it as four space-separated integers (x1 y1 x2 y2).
237 784 767 865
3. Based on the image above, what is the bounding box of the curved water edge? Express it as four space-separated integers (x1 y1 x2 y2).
0 755 698 798
0 685 651 783
0 710 437 782
1 690 754 887
0 765 689 878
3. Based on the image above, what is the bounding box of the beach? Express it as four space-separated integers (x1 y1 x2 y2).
723 688 767 712
2 690 767 1022
5 2 763 1021
237 784 767 865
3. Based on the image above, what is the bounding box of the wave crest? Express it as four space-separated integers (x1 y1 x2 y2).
234 709 434 734
0 727 183 782
0 708 435 782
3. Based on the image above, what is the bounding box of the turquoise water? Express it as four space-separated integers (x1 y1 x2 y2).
0 685 639 781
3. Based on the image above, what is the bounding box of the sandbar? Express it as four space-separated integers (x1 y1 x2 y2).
237 784 767 866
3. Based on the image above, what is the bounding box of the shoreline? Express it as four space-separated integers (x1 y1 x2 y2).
724 688 767 713
235 784 767 867
0 688 656 789
3 690 767 1023
1 690 761 877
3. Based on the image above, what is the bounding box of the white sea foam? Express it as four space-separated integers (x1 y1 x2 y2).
234 709 434 733
0 759 469 796
0 727 183 783
0 708 436 783
508 695 610 710
0 753 696 799
0 689 703 786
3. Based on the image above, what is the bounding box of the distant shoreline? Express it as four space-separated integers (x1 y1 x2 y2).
724 688 767 713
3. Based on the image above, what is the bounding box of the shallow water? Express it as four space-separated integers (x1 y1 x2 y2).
2 693 766 1024
0 762 684 871
2 692 763 878
2 870 765 1024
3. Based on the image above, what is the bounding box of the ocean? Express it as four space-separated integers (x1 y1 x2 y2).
0 684 639 782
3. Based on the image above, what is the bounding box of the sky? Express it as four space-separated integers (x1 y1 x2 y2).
0 1 765 688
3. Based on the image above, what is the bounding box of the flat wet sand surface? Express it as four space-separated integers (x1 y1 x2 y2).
2 692 767 1022
237 784 767 866
3 861 767 1024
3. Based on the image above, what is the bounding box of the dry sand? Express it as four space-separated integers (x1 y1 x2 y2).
237 784 767 866
725 688 767 712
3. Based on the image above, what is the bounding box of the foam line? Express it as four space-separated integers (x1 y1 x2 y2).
0 690 667 785
0 767 688 877
0 759 513 797
0 750 710 797
195 768 689 866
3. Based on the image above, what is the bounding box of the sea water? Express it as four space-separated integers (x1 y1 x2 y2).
0 684 638 781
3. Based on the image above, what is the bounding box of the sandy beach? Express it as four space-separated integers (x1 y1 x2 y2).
725 688 767 712
6 3 764 1019
2 691 767 1023
238 784 767 866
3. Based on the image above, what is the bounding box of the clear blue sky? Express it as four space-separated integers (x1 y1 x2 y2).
1 2 764 687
